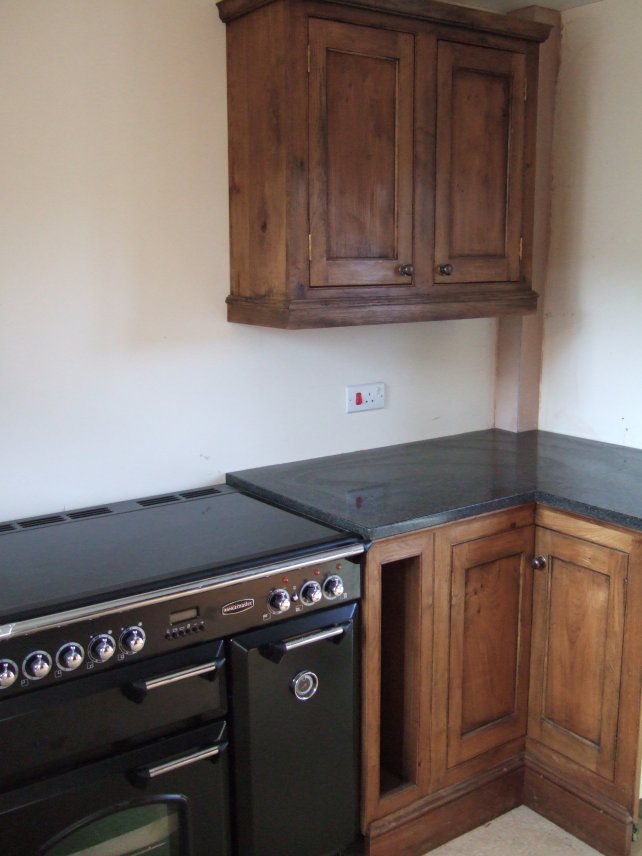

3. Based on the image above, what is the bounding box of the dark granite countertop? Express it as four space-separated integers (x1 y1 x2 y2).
227 430 642 540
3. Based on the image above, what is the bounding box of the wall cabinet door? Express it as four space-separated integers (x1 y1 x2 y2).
309 19 415 288
434 43 526 286
528 526 628 781
432 509 534 788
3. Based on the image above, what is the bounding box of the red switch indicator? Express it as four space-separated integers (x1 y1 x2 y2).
355 392 363 406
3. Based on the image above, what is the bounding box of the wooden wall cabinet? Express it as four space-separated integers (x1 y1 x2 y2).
362 505 642 856
217 0 550 328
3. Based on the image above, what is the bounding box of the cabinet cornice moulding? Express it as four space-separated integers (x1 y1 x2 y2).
217 0 551 42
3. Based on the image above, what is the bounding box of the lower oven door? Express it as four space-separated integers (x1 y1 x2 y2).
230 601 359 856
0 722 230 856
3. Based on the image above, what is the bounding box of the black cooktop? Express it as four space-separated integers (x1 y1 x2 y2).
0 486 362 624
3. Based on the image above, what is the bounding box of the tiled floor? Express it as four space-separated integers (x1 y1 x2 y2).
426 806 633 856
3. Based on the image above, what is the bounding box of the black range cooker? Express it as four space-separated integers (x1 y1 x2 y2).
0 485 365 856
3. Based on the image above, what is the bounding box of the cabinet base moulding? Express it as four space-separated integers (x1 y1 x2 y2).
365 756 524 856
524 758 634 856
226 291 538 329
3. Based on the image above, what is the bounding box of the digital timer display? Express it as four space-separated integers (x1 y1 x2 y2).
170 606 199 625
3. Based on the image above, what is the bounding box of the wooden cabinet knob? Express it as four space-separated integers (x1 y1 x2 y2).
438 263 454 276
398 264 414 277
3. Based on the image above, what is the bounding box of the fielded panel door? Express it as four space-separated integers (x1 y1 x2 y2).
434 42 525 286
309 19 415 288
528 527 628 781
432 513 534 788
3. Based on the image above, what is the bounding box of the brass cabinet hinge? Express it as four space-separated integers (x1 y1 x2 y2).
307 44 311 74
524 78 528 101
308 233 312 261
519 236 523 261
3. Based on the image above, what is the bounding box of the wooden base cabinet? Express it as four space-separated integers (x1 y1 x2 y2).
217 0 550 328
363 507 535 855
362 506 642 856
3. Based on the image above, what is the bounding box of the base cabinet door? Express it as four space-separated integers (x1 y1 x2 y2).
432 508 534 788
528 525 627 780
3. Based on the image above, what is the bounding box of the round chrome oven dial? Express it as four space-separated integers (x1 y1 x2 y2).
323 575 345 599
268 588 291 614
120 626 146 655
0 660 18 690
23 651 52 680
300 580 322 605
88 634 116 663
56 643 85 672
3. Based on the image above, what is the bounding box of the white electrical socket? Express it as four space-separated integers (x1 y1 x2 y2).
346 382 385 413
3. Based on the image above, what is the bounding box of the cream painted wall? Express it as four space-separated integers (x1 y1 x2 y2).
539 0 642 447
0 0 497 521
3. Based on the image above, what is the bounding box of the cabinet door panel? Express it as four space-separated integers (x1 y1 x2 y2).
528 528 628 780
309 19 414 287
433 513 534 788
434 42 525 284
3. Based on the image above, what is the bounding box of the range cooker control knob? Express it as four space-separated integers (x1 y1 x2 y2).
120 626 146 655
89 634 116 663
56 643 85 672
23 651 52 680
268 588 291 614
0 660 18 689
323 575 345 599
300 580 323 605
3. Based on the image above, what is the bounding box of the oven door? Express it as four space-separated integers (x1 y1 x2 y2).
0 722 230 856
230 602 359 856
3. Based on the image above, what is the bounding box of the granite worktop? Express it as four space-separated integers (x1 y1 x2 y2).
226 430 642 540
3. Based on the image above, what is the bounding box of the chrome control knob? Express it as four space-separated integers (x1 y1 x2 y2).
268 588 291 614
0 660 18 689
56 643 85 672
88 634 116 663
23 651 52 680
120 626 146 655
300 580 323 605
323 575 345 599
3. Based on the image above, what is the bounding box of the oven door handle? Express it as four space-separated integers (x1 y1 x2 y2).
260 622 350 664
134 740 228 782
123 658 224 704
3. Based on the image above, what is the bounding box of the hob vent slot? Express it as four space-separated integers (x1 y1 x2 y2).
179 488 220 499
137 494 181 507
68 506 112 520
18 515 66 528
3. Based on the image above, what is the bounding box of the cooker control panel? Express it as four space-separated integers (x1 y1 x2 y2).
0 554 361 698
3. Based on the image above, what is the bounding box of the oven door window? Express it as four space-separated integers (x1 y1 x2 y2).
42 799 186 856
